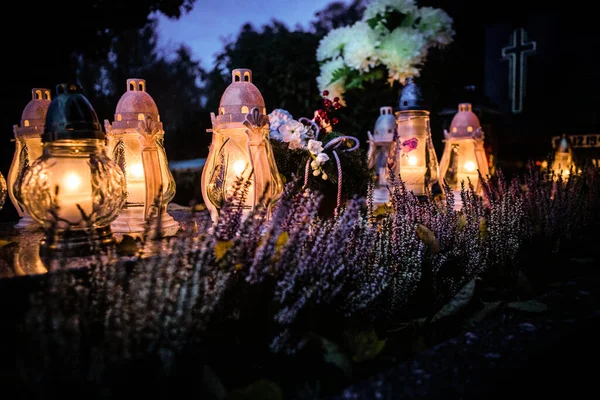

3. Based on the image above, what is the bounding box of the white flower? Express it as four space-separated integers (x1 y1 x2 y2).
342 21 382 72
316 152 330 165
416 7 454 46
279 120 308 142
376 27 426 84
316 57 347 106
307 139 324 155
316 26 352 62
362 0 417 24
287 135 303 150
268 108 293 131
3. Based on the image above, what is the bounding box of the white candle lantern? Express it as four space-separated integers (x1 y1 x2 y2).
7 88 52 228
19 83 126 254
551 134 575 180
105 78 179 237
389 78 440 197
439 103 490 208
367 106 396 205
201 68 283 222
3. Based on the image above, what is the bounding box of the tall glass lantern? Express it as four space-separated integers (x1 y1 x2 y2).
8 88 52 228
20 83 126 255
551 134 575 180
439 103 490 209
367 106 396 205
388 78 440 197
201 68 283 222
105 78 179 237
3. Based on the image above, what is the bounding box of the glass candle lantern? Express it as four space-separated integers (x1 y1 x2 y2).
367 106 396 205
20 83 126 254
8 88 52 228
201 68 283 222
105 78 179 237
439 103 490 209
551 134 575 180
388 78 440 197
0 171 6 212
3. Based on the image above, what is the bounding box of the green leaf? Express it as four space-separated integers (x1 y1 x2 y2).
343 327 387 363
464 301 503 328
307 333 352 378
226 379 282 400
507 300 548 313
431 278 479 323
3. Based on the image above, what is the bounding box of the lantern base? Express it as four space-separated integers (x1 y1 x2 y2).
110 207 180 237
39 225 116 258
14 214 40 230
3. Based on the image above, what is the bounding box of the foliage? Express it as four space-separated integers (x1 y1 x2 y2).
3 162 599 398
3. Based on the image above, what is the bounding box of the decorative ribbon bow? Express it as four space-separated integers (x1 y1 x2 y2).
300 117 360 214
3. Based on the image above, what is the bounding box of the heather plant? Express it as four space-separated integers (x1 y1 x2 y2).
3 161 600 398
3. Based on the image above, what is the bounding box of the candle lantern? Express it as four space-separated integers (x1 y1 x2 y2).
20 83 126 254
201 68 283 222
0 172 6 212
7 88 52 228
367 106 396 205
551 134 575 179
439 103 490 208
105 78 179 236
388 78 440 197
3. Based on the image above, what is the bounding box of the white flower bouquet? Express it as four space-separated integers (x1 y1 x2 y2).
316 0 454 105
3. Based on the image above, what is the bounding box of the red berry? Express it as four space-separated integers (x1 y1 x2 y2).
332 117 339 125
322 90 329 97
333 97 339 102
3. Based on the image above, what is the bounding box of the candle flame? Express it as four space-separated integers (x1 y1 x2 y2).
232 160 247 175
407 155 418 166
64 173 81 191
464 161 476 172
130 163 145 179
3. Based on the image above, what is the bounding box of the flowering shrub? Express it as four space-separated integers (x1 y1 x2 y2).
316 0 454 104
2 163 600 398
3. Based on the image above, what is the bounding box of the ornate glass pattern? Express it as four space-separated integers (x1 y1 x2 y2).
20 140 126 230
0 172 6 211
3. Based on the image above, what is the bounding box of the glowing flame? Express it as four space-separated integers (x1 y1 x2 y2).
64 173 81 191
130 163 145 179
464 161 476 172
407 155 418 166
232 160 247 175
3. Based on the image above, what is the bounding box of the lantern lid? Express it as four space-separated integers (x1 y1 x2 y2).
215 68 266 124
14 88 52 136
112 78 160 129
447 103 482 138
557 134 571 153
373 106 396 142
398 77 428 112
42 83 104 142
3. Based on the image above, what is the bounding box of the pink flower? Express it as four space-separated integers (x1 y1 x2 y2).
401 137 419 153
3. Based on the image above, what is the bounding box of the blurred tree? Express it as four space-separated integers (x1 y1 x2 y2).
75 19 208 162
0 0 197 222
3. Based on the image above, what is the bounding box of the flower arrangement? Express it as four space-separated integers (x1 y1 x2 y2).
268 91 370 212
316 0 455 104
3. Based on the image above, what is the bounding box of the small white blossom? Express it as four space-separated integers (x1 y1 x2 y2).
343 21 382 72
316 153 330 165
316 26 352 62
308 139 324 155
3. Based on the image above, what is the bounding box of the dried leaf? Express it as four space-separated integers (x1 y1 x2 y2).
117 235 139 257
214 240 233 261
507 300 548 313
431 278 479 323
307 333 352 378
0 240 15 249
344 328 387 363
416 223 440 253
479 217 488 238
457 213 467 230
275 231 289 253
464 301 503 328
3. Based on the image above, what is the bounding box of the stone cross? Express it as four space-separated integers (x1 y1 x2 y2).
502 28 536 114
